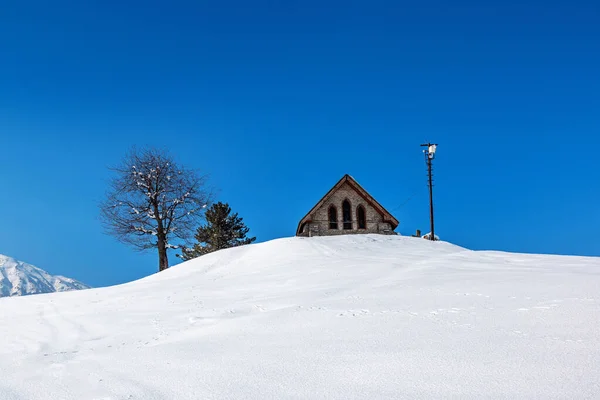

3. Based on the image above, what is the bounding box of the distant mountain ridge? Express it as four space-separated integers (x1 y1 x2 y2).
0 254 89 297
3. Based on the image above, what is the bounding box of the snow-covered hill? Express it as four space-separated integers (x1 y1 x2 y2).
0 254 89 297
0 235 599 399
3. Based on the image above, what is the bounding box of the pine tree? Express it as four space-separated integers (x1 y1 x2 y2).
179 202 256 260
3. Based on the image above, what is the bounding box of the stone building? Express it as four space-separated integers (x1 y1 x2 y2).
296 174 399 237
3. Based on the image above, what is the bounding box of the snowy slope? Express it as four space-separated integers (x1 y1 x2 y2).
0 235 599 399
0 254 89 297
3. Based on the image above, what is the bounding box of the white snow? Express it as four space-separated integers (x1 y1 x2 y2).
422 232 440 240
0 255 89 297
0 235 599 399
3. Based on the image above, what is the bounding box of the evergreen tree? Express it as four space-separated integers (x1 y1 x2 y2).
179 202 256 260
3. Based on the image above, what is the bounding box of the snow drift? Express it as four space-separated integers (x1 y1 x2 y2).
0 254 89 297
0 235 599 399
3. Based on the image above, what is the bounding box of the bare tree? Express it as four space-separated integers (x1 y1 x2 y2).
99 147 211 272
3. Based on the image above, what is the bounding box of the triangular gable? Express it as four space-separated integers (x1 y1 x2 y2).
296 174 399 235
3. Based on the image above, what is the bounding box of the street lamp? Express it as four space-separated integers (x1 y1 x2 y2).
428 144 437 158
420 143 438 241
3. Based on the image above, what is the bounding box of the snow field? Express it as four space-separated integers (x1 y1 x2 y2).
0 235 598 399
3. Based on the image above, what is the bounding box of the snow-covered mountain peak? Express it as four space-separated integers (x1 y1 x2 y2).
0 254 89 297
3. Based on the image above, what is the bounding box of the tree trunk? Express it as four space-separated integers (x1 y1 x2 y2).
157 236 169 272
154 202 169 272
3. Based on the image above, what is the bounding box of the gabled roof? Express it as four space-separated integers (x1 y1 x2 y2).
296 174 399 235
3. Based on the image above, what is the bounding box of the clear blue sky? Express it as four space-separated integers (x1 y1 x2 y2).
1 0 598 288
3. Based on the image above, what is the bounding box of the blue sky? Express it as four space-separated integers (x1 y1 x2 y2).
1 0 599 288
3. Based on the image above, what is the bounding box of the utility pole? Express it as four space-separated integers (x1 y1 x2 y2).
420 143 438 241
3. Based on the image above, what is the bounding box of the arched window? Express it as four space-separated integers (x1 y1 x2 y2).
299 222 307 234
357 205 366 229
342 199 352 230
328 206 338 229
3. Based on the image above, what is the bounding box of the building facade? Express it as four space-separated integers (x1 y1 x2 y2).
296 174 399 237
